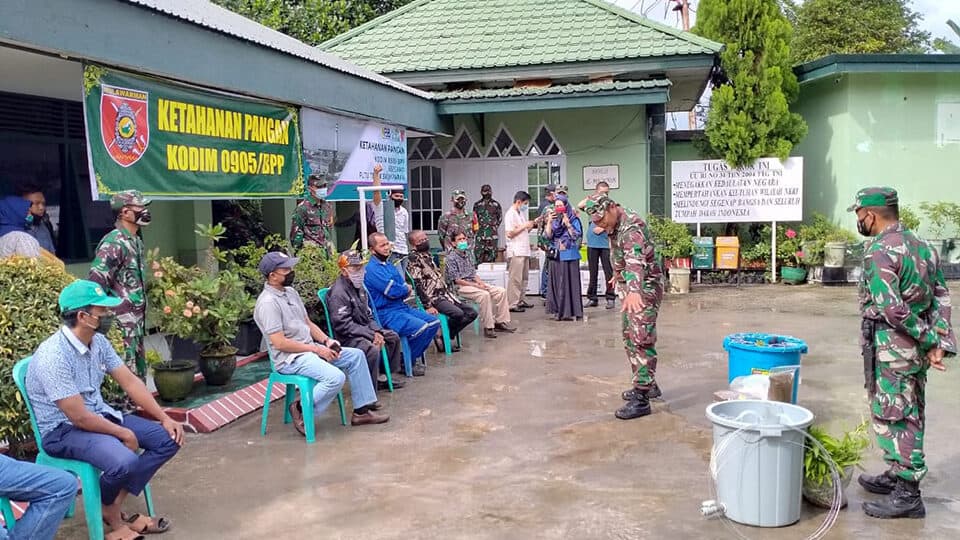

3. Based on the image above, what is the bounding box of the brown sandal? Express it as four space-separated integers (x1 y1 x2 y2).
288 401 306 436
105 524 145 540
125 513 172 534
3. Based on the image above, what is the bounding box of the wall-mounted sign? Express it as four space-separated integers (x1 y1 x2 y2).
582 164 619 190
83 65 303 200
670 158 803 223
301 108 407 201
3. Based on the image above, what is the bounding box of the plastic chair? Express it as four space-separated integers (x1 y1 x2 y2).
364 287 423 377
404 270 457 356
12 358 155 540
0 497 15 532
317 288 393 392
259 349 347 444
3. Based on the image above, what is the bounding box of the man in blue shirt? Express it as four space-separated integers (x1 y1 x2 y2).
26 280 182 539
364 232 440 373
578 181 616 309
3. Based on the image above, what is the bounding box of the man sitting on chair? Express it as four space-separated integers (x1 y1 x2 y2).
445 230 516 339
253 252 388 435
406 229 478 350
326 250 406 389
25 280 182 540
364 233 441 369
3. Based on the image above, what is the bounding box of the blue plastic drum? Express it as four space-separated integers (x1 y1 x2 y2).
723 333 808 403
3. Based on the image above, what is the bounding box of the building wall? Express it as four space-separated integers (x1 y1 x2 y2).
795 71 960 237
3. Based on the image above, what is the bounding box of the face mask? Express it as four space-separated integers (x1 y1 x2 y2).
482 192 492 199
456 241 469 251
373 250 390 262
347 270 365 288
454 200 466 209
554 205 566 214
25 214 35 225
519 204 529 214
393 198 403 208
84 312 114 334
415 240 431 253
857 215 873 237
281 270 296 287
314 188 328 200
134 209 152 226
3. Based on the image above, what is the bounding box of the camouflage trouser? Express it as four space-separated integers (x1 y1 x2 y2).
475 237 498 264
118 310 147 378
621 283 663 389
871 358 928 482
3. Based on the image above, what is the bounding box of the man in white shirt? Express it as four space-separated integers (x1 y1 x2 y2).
504 191 536 312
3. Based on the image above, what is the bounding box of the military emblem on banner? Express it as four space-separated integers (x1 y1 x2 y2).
100 84 149 167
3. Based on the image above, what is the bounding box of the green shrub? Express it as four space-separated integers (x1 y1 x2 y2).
646 214 695 259
0 257 124 454
919 201 960 239
899 205 921 232
804 421 869 487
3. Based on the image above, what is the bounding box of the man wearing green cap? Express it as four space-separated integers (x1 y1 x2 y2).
437 189 476 253
89 190 152 378
584 194 664 420
26 280 182 539
850 187 955 519
289 173 335 255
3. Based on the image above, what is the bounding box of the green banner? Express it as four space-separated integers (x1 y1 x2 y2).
82 65 303 199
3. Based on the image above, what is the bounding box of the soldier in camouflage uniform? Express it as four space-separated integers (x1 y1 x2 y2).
289 173 335 256
89 190 152 378
472 184 502 264
437 189 476 253
584 194 664 420
850 187 955 519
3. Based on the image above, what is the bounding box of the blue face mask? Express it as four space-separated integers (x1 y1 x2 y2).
25 214 35 225
456 241 469 251
520 204 529 214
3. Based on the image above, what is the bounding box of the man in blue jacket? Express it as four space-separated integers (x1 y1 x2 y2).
364 232 440 373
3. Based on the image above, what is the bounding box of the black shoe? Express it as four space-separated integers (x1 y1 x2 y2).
494 322 516 333
863 479 926 519
378 379 405 390
859 471 897 495
483 328 498 338
615 396 652 420
519 301 534 309
412 364 426 377
586 299 599 307
605 299 615 310
621 382 662 401
509 306 526 313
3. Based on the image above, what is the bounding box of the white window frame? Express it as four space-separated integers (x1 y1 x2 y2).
408 162 445 232
445 126 483 159
485 123 525 158
526 121 565 156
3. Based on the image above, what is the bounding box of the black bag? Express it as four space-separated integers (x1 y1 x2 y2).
546 246 560 261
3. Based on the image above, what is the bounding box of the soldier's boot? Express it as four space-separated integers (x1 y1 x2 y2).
862 479 925 519
858 470 897 495
621 382 662 401
615 394 651 420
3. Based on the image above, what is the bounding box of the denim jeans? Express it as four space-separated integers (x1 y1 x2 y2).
42 415 180 507
0 454 76 540
277 347 376 412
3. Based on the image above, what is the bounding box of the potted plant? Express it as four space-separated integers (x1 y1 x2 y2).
823 228 856 269
778 228 807 284
803 421 869 509
147 246 252 386
647 214 695 268
147 349 195 402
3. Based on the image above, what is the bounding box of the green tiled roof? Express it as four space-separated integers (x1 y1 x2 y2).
320 0 721 74
433 79 670 101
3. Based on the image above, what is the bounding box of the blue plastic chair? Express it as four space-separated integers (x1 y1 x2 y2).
12 358 155 540
259 348 347 444
317 288 393 392
0 497 15 532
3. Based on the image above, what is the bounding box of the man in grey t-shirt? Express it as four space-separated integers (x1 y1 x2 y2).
253 252 388 435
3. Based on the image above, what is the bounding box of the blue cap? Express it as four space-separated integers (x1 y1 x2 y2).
258 251 299 276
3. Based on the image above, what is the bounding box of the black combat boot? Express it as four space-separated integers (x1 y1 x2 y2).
621 382 662 401
862 478 925 519
615 395 651 419
858 471 897 495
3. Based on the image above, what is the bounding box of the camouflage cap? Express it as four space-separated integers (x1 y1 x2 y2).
556 185 568 194
847 187 898 212
582 194 616 217
543 184 557 194
451 189 467 200
110 190 151 210
307 173 328 188
337 249 365 269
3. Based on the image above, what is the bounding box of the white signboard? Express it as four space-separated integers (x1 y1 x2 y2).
582 164 620 190
671 157 803 223
301 108 407 201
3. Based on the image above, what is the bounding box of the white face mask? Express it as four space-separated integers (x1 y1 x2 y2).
347 270 365 288
315 187 328 200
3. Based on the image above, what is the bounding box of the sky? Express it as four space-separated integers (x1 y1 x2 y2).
611 0 956 43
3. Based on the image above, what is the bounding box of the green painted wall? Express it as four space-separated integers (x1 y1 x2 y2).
445 105 650 213
794 72 960 237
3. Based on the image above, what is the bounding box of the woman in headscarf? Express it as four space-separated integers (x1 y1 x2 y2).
544 193 583 320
